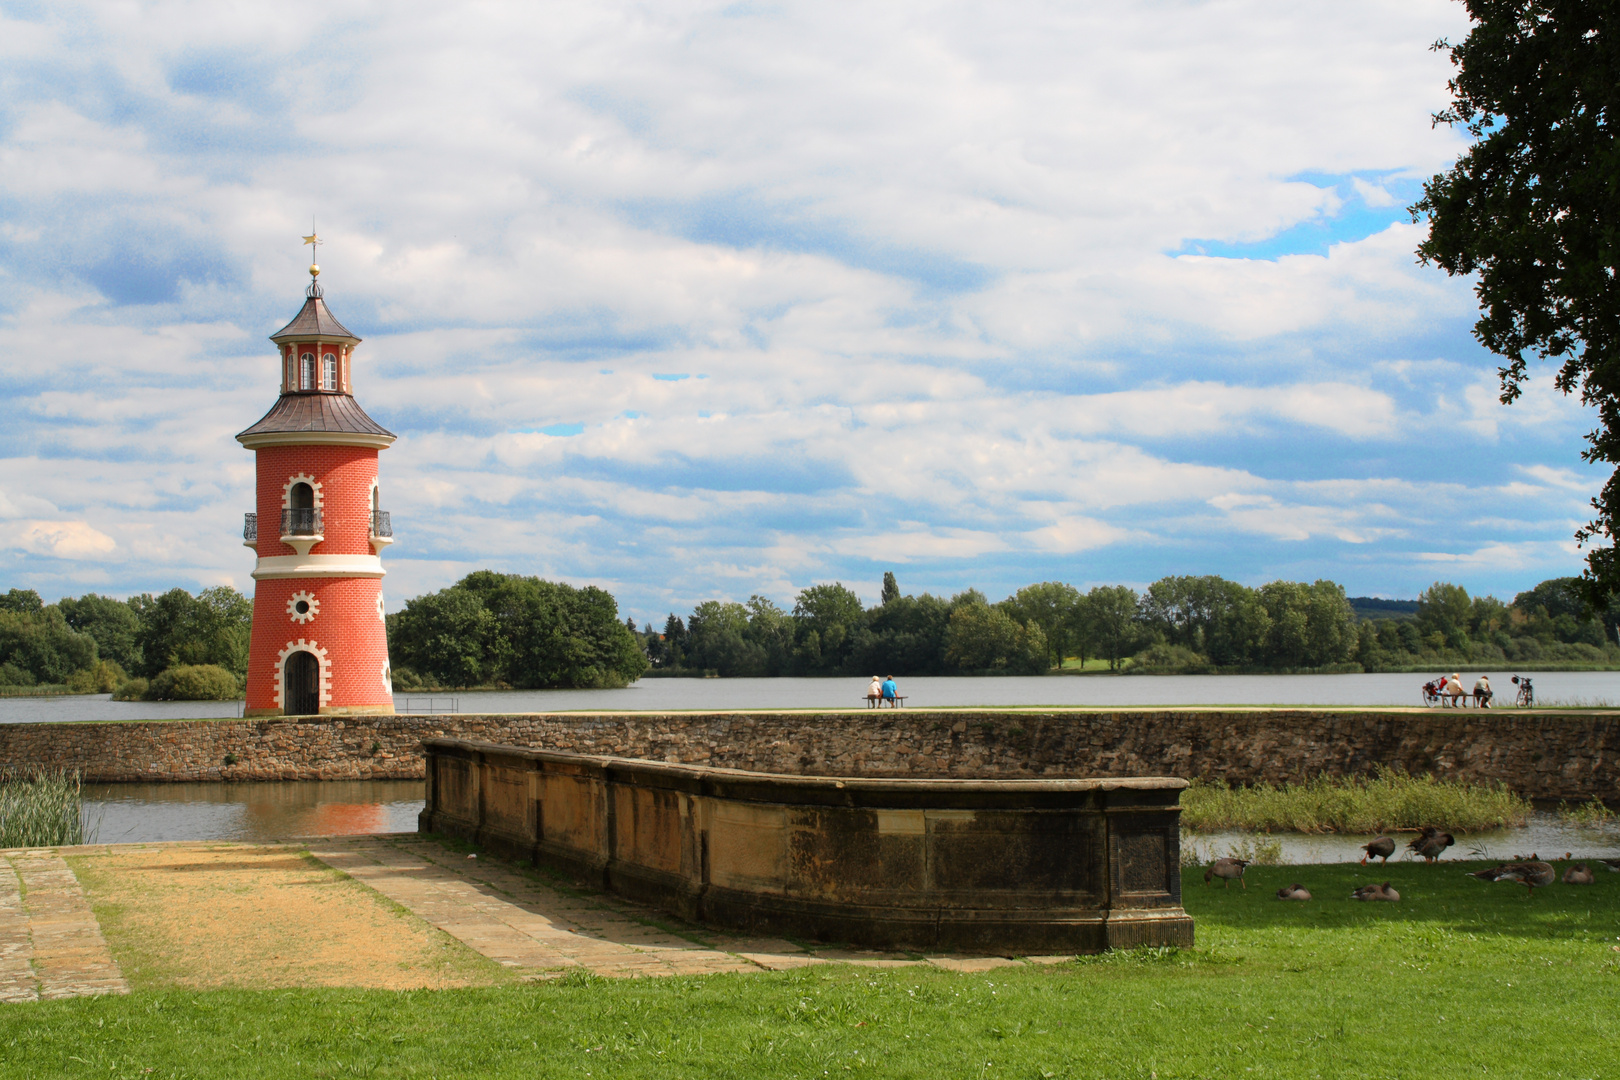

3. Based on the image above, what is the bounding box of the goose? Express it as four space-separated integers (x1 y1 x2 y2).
1407 826 1455 863
1205 858 1250 889
1601 859 1620 873
1350 881 1399 901
1276 883 1311 900
1468 860 1555 896
1563 863 1595 885
1360 837 1396 865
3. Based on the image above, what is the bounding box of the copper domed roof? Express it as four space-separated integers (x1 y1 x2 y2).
269 295 360 344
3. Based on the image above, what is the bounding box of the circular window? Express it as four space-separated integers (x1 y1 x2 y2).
295 600 310 615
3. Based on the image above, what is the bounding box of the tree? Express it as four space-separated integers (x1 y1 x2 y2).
58 594 142 671
943 603 1046 674
792 582 866 673
1000 582 1079 670
128 587 251 678
1414 2 1620 598
881 571 901 606
1079 585 1141 671
1417 582 1475 651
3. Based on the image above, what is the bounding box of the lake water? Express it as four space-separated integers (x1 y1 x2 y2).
78 781 1620 865
83 780 425 844
5 670 1620 723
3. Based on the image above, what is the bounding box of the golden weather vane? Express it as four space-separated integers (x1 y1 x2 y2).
303 223 322 279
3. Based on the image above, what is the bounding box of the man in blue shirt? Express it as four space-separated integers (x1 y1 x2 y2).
880 676 898 706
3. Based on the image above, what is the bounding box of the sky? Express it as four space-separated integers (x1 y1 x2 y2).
0 0 1604 625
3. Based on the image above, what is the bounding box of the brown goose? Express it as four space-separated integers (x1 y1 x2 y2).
1350 881 1399 901
1407 826 1455 863
1205 858 1250 889
1360 837 1396 865
1601 858 1620 873
1468 860 1555 896
1563 863 1595 885
1276 883 1311 900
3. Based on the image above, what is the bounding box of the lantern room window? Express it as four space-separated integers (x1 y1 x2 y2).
300 352 316 390
322 352 337 390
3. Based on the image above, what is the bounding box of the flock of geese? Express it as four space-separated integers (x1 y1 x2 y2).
1203 824 1620 901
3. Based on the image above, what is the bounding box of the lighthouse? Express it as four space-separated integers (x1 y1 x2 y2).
238 242 396 716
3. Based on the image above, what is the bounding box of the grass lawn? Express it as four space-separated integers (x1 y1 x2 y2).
1 861 1616 1078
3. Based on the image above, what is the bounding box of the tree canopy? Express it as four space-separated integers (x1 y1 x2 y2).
1414 0 1620 600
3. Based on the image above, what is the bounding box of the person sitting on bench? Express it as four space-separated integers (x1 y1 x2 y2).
867 675 882 708
881 675 898 707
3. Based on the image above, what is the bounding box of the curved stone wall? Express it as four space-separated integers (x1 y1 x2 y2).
419 737 1193 953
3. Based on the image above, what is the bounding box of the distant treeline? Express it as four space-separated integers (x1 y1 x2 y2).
636 573 1620 677
0 586 249 699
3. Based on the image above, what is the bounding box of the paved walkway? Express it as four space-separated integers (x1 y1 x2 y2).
0 852 127 1002
308 836 1059 978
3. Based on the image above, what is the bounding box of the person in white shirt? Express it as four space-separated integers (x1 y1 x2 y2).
867 676 882 708
1473 675 1492 708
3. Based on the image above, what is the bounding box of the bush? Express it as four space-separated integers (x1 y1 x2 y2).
65 659 126 694
1130 642 1213 673
111 677 149 701
390 666 426 691
0 661 35 687
145 664 241 701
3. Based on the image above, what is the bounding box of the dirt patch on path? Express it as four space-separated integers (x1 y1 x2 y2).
67 842 508 991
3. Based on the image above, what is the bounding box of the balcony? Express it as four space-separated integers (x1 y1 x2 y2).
280 507 324 556
243 512 257 549
370 509 394 554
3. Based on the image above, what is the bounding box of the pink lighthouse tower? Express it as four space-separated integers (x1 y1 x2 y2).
239 238 396 716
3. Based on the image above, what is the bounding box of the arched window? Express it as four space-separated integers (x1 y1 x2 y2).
285 351 296 391
289 482 314 510
300 352 316 390
322 352 337 390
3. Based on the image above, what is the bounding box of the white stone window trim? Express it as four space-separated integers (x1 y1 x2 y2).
367 478 392 554
376 591 386 621
287 590 320 624
274 639 331 713
281 473 325 511
381 660 392 697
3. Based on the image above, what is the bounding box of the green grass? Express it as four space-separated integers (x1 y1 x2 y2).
0 768 84 848
1180 773 1531 834
1 862 1616 1077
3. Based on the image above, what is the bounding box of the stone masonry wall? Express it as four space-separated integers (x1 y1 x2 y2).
0 709 1616 800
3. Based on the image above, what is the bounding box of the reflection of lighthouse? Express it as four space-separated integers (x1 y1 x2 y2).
239 244 396 716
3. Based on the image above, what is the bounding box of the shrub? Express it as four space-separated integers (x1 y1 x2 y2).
111 677 149 701
0 662 35 687
65 659 126 694
1130 642 1213 673
145 664 241 701
390 666 426 691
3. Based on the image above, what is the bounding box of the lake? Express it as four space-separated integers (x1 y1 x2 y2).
5 670 1620 723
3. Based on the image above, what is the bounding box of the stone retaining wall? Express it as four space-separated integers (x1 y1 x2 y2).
0 708 1615 799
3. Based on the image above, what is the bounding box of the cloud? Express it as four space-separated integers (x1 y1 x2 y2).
0 0 1599 616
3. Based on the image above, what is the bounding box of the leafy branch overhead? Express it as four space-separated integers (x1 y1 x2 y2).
1413 0 1620 598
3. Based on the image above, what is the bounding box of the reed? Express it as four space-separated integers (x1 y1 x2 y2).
0 768 85 848
1180 771 1530 834
1557 796 1616 828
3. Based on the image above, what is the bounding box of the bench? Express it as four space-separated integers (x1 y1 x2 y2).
864 695 907 708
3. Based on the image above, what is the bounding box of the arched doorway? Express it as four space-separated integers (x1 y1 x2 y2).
285 651 320 714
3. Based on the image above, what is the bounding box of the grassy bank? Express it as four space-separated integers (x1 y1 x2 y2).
1 861 1614 1078
0 768 84 847
1180 773 1531 834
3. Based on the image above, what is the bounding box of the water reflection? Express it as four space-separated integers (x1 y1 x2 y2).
83 780 423 844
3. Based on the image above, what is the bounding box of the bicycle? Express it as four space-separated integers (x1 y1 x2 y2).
1511 674 1534 708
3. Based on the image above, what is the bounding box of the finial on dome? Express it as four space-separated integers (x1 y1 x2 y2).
303 225 324 297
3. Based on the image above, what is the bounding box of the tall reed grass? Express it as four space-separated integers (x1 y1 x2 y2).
0 768 85 848
1180 772 1530 834
1556 796 1616 828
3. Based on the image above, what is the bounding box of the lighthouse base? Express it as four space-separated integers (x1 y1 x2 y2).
245 704 397 718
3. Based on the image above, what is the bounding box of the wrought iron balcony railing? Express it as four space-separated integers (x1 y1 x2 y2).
243 512 257 542
371 510 392 538
281 507 323 536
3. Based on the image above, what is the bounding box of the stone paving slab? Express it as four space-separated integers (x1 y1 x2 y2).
0 853 128 1002
305 835 1082 981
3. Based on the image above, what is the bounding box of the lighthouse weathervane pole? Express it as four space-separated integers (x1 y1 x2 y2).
303 225 323 296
